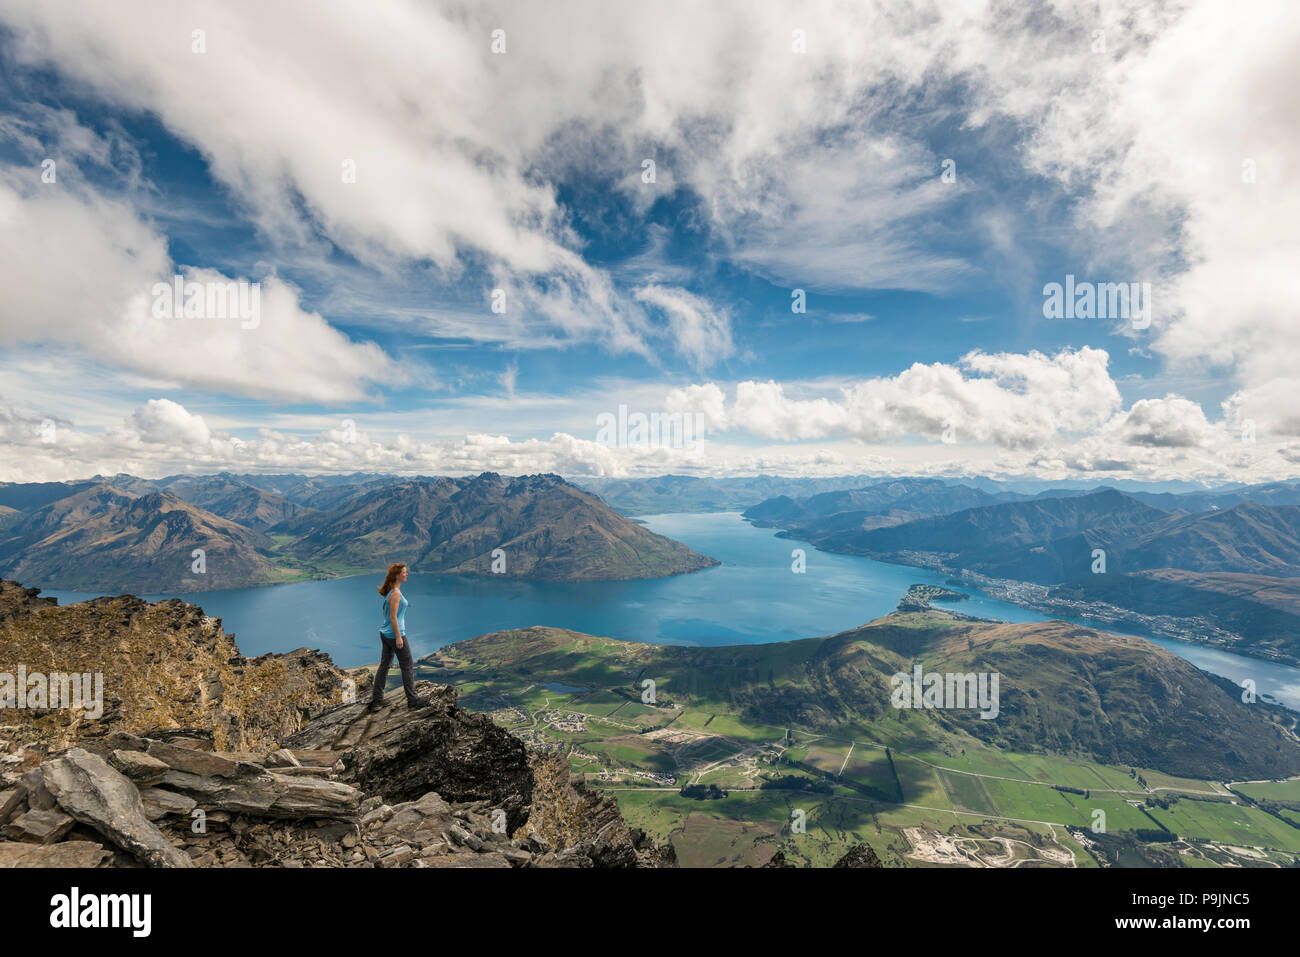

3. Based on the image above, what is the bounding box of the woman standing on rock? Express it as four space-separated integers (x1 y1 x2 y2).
368 562 430 711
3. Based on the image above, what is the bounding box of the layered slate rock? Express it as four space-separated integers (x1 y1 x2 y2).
36 749 194 868
107 749 170 786
156 768 360 818
0 840 112 867
3 806 75 844
283 682 534 833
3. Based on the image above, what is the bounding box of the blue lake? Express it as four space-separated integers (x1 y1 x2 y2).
46 512 1300 709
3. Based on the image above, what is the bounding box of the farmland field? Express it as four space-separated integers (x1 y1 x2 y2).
421 622 1300 868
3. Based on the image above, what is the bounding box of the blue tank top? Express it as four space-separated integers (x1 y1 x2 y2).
379 590 408 638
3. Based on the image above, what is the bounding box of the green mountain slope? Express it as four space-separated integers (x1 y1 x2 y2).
426 610 1300 782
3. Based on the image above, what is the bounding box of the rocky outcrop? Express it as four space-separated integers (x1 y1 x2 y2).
0 580 369 753
0 689 674 868
0 581 672 868
283 683 534 832
154 767 360 819
523 752 676 867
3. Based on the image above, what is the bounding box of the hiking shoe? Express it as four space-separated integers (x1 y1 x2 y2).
406 697 432 710
365 699 384 712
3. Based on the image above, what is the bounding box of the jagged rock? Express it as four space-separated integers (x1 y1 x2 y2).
287 750 341 768
522 752 675 867
265 748 301 768
0 744 41 788
0 839 112 867
147 729 215 751
500 846 532 866
540 846 596 868
0 785 26 824
264 765 332 777
0 584 673 870
21 768 56 810
368 792 455 855
139 787 198 821
107 749 170 785
409 791 451 818
448 823 484 851
37 748 193 868
0 581 360 752
360 804 394 827
283 683 534 832
4 807 76 844
157 768 360 818
570 837 637 868
379 844 414 866
104 731 151 752
307 819 349 842
833 844 883 868
146 741 260 778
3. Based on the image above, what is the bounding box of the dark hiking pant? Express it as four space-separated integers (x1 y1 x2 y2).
372 634 420 704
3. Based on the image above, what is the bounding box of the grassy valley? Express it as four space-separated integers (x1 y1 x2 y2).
416 610 1300 868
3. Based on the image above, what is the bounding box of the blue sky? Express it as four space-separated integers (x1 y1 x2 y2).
0 1 1295 484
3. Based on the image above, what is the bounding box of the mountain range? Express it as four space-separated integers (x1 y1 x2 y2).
575 474 884 514
582 473 1300 517
754 486 1300 582
0 472 717 593
743 478 1300 662
0 485 286 593
276 472 717 581
747 478 1031 540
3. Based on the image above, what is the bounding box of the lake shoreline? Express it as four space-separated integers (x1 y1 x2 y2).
40 512 1300 710
765 524 1300 672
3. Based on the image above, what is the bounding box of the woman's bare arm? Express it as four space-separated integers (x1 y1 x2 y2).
389 590 404 649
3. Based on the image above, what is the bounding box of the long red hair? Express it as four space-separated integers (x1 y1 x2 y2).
378 562 407 596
